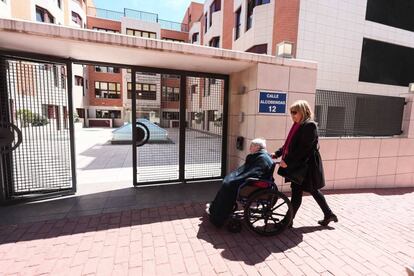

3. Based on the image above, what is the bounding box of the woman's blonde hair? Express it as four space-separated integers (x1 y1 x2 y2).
290 100 313 123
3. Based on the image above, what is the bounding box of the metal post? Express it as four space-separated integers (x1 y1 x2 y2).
66 60 77 193
221 76 230 177
179 75 187 182
131 68 137 186
0 57 11 203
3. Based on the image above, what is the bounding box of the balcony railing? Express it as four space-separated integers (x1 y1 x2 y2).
159 19 189 32
88 7 124 21
124 8 157 23
87 7 188 33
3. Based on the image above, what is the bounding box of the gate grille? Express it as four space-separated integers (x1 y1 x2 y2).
133 72 180 182
3 60 73 194
315 90 405 137
185 77 223 179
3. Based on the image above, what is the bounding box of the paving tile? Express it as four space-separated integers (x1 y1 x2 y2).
0 188 413 275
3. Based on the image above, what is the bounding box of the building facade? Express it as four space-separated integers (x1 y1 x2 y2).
189 0 414 96
85 6 224 134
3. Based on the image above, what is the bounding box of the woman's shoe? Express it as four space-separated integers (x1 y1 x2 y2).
318 214 338 226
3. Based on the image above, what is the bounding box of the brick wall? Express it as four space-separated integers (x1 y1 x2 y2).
87 16 121 32
182 2 204 29
161 29 189 42
221 0 234 49
87 66 123 108
272 0 300 57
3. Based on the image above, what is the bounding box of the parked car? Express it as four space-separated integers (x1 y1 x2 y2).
111 118 169 144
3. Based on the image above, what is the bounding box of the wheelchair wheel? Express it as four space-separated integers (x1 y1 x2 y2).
244 189 293 236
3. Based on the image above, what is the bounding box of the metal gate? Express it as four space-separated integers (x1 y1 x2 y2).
0 56 76 203
129 69 228 185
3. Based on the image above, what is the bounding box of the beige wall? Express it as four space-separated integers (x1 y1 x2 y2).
11 0 32 20
228 62 414 192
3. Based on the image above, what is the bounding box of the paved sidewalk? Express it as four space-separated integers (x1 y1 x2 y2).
0 188 413 275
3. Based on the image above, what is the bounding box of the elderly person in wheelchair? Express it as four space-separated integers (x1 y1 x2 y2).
206 138 292 235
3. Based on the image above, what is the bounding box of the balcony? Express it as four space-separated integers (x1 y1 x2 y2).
87 7 188 32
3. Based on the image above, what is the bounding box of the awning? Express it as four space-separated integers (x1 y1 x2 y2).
0 19 316 74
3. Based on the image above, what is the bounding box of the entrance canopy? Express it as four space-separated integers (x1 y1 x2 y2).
0 19 314 74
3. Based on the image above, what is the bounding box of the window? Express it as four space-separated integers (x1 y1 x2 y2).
52 65 59 87
162 38 185 43
74 75 84 86
246 0 270 31
210 0 221 12
204 79 211 97
36 6 55 24
246 0 254 30
57 0 61 8
60 71 66 89
42 104 58 120
204 13 208 33
192 32 199 43
207 110 217 121
71 11 82 27
96 110 121 119
161 86 180 101
127 82 157 100
162 112 179 120
359 38 414 87
209 36 220 48
209 7 213 27
92 27 120 33
209 0 221 27
366 0 414 32
126 28 157 39
190 84 197 100
246 43 267 54
95 66 120 73
235 7 241 40
95 81 121 99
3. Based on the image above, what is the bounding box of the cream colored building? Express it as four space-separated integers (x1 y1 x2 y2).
0 0 87 27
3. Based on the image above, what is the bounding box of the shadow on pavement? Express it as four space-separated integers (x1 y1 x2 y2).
196 215 334 265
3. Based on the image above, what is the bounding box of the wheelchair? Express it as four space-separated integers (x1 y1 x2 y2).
227 162 293 236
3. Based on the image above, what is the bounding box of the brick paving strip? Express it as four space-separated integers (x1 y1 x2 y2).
0 188 413 275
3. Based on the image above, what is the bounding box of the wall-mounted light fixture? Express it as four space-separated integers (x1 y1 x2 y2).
276 41 294 58
409 83 414 93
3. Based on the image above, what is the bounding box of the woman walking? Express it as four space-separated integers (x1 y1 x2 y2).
273 100 338 227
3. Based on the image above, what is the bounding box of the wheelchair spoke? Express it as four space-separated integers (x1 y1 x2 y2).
271 201 286 211
271 212 286 217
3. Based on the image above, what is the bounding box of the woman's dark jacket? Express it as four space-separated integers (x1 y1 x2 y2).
275 120 325 192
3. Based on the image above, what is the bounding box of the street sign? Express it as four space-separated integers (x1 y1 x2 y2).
258 91 287 114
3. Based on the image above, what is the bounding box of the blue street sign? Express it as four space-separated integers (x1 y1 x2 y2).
258 91 287 114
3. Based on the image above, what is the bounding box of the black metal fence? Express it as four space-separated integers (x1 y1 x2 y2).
315 90 405 137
